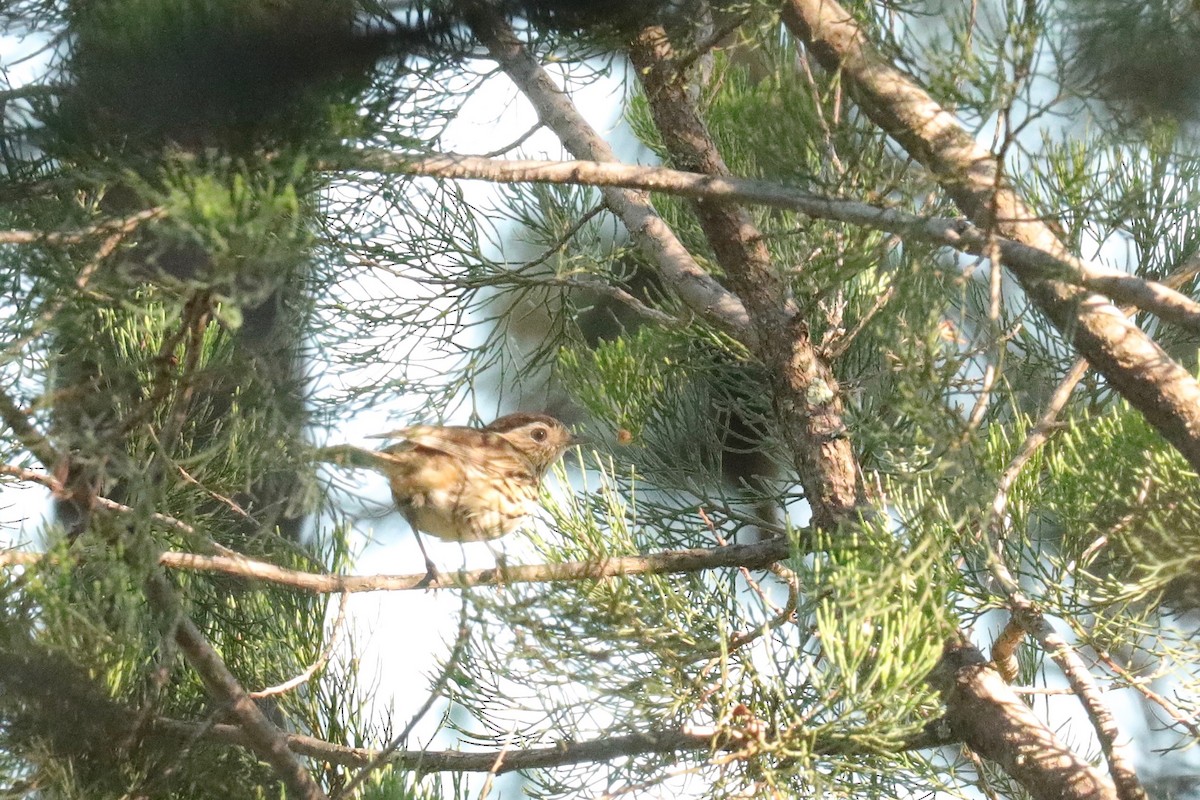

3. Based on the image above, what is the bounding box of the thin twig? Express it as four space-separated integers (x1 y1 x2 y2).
553 273 684 327
334 619 472 799
1 211 147 365
986 357 1090 542
824 280 896 358
0 461 200 538
1080 631 1200 740
0 207 162 245
519 202 607 273
983 353 1144 800
176 464 252 519
477 119 545 158
250 591 350 700
673 11 752 73
477 728 517 800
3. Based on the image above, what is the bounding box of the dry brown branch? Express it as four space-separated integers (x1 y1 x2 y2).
151 717 957 775
990 617 1025 685
0 389 59 468
0 207 162 245
1012 606 1145 800
779 0 1200 476
930 638 1117 800
145 573 329 800
342 151 1200 337
627 23 861 528
0 538 792 593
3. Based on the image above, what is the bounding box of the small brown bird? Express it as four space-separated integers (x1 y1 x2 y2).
368 413 578 584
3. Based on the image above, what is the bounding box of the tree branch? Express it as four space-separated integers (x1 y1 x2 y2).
930 639 1118 800
152 717 958 775
338 151 1200 336
779 0 1200 474
144 573 330 800
0 207 163 245
1 538 793 593
462 2 751 336
983 355 1144 800
627 24 862 529
0 389 59 468
0 403 327 799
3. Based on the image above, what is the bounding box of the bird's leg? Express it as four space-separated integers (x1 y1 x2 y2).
410 525 440 588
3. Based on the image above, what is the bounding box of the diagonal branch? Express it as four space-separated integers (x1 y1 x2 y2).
981 353 1145 800
780 0 1200 475
930 638 1117 800
144 573 330 800
462 2 751 337
0 397 327 800
627 23 861 529
0 388 59 468
777 5 1150 799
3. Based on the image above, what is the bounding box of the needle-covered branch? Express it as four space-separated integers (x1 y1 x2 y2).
627 23 861 529
463 3 752 336
341 151 1200 335
779 0 1200 473
0 402 328 799
144 573 330 800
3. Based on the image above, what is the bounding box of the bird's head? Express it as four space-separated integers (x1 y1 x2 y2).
484 412 579 475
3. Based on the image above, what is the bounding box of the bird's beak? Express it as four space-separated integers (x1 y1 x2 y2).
568 430 590 447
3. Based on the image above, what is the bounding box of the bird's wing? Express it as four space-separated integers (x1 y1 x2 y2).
387 427 532 479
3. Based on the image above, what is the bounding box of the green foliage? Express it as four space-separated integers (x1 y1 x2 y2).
559 326 788 547
139 159 316 319
1041 403 1200 611
438 459 952 798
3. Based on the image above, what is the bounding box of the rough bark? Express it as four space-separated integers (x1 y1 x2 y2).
628 25 861 529
931 640 1118 800
780 0 1200 472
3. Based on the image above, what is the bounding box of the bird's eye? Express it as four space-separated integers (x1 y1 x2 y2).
530 426 548 442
